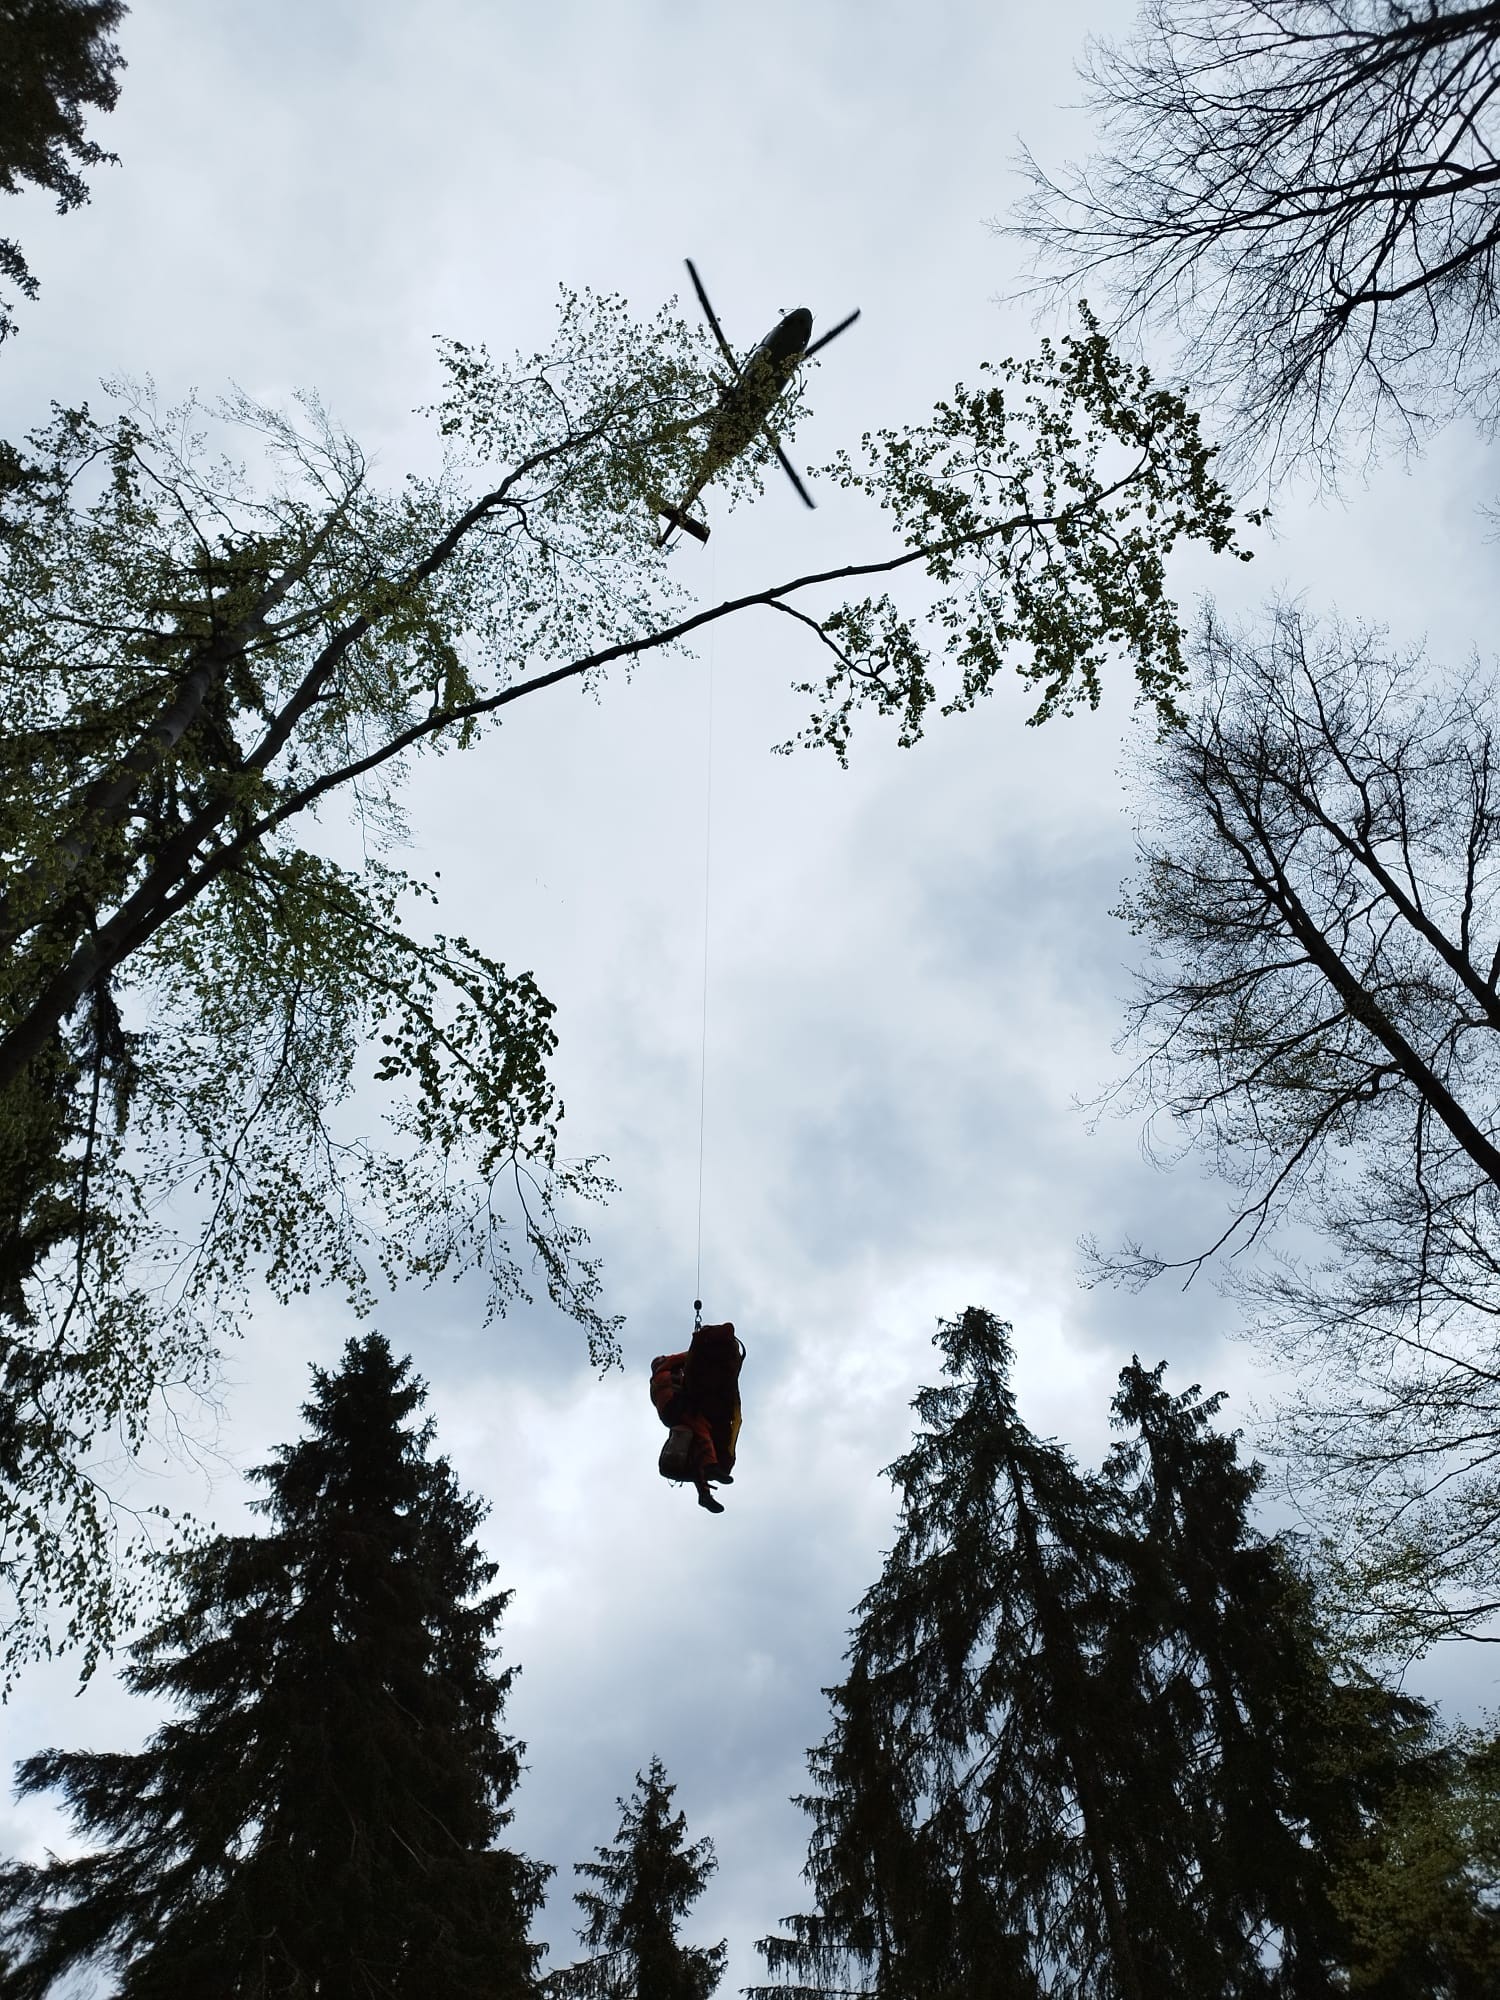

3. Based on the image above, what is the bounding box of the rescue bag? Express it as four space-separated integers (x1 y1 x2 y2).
684 1322 744 1475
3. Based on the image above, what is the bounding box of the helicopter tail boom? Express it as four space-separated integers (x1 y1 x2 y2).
650 492 711 546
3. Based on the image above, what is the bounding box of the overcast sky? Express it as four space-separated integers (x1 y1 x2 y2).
3 1 1499 1989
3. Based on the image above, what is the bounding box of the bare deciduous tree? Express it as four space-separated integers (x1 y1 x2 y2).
1010 0 1500 477
1097 603 1500 1651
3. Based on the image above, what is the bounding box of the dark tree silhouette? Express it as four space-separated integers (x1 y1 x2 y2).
753 1309 1481 1997
0 0 127 340
0 1333 548 1998
755 1651 1034 2000
1098 602 1500 1651
546 1757 724 2000
1100 1356 1500 1993
1011 0 1500 475
757 1309 1166 1999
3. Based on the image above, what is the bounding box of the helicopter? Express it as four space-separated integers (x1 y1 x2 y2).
653 259 860 546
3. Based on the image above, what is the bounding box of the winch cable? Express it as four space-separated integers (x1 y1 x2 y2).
693 553 716 1337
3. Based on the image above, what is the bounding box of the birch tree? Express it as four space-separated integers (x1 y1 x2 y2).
0 291 1248 1671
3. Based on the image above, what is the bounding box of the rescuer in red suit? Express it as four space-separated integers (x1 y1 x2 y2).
651 1318 743 1514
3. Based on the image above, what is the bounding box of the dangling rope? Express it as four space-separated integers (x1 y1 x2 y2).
693 554 716 1333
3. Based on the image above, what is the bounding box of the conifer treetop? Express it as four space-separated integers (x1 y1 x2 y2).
0 1331 548 1999
548 1754 725 2000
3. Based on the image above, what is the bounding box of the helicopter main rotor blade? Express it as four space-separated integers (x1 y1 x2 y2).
685 259 742 377
771 439 816 510
803 308 861 359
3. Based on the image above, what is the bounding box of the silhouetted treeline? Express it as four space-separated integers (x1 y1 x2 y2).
1 1318 1493 1996
752 1307 1500 1998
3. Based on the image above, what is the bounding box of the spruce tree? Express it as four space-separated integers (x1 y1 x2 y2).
0 1333 547 1998
546 1758 724 2000
755 1308 1155 1999
761 1653 1032 2000
754 1308 1480 1998
1099 1356 1447 1987
0 0 127 339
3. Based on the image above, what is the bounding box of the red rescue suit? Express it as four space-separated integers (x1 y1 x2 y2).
651 1321 743 1487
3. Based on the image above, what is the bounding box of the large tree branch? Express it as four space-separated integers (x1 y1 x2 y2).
0 476 1150 1098
242 466 1155 821
1203 760 1500 1194
1331 213 1500 318
0 395 647 962
1260 652 1500 1032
